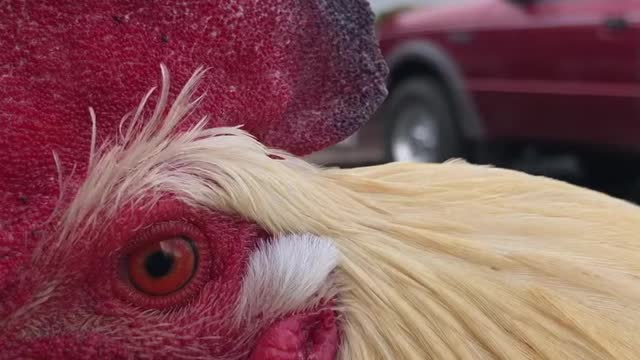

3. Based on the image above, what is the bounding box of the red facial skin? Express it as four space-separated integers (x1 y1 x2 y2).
1 199 338 359
251 311 339 360
0 0 385 358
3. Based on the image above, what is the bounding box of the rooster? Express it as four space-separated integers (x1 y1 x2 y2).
2 1 640 359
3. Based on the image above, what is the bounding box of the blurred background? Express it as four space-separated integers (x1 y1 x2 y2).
307 0 640 203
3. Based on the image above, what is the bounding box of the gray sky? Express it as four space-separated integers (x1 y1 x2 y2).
368 0 467 14
369 0 443 14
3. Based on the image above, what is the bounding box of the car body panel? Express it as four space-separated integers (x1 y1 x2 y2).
379 0 640 150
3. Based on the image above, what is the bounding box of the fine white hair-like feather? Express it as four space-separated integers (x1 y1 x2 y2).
234 233 339 324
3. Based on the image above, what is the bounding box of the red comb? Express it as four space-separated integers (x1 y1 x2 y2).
0 1 387 249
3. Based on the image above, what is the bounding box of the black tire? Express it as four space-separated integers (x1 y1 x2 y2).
383 77 462 163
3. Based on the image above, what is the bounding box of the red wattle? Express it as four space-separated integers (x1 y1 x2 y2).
250 309 338 360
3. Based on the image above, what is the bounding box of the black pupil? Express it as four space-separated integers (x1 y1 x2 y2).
145 251 174 278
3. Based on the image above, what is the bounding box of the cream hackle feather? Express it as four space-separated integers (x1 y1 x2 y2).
53 65 640 359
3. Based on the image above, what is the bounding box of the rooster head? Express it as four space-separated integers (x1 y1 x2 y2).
0 1 387 359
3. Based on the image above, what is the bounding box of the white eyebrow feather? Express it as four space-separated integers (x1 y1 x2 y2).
234 233 339 324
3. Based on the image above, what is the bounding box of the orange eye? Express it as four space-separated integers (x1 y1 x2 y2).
127 237 197 296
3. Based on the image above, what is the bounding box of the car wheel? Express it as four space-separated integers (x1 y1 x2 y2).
384 77 462 163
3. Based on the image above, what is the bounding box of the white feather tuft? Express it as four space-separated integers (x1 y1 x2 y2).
234 233 339 324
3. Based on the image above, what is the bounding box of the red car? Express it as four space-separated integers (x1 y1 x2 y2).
310 0 640 181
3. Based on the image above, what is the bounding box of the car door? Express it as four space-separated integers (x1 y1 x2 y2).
459 0 640 150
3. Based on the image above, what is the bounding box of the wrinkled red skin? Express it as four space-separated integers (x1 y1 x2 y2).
4 311 338 360
0 0 386 358
1 199 338 359
251 311 339 360
4 313 338 360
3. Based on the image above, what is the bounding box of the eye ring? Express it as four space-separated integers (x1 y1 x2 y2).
113 221 211 309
